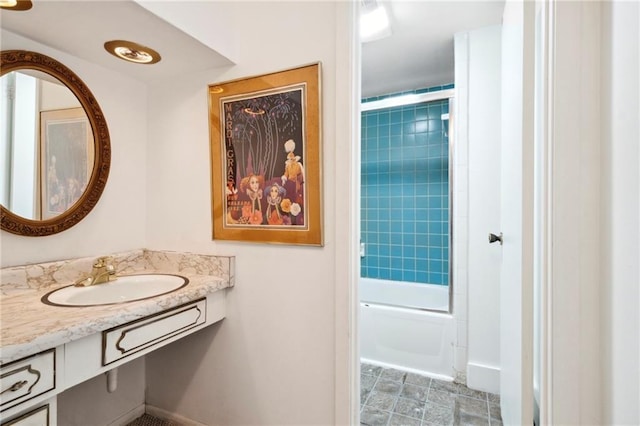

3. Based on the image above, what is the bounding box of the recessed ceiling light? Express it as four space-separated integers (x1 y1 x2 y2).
104 40 161 65
0 0 32 11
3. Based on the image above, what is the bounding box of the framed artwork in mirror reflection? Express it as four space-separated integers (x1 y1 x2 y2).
208 63 322 245
40 107 94 220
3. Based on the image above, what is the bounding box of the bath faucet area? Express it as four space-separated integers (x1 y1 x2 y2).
74 256 117 287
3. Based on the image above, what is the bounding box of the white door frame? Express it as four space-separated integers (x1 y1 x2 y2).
536 1 603 424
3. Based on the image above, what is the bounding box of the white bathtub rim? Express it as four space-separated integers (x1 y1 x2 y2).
360 357 455 382
360 301 452 316
359 277 450 312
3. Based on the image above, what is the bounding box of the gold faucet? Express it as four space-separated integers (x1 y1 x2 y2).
74 256 117 287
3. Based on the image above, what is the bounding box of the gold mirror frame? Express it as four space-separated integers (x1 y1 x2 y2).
1 50 110 236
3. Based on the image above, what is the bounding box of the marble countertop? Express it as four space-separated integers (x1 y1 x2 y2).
0 249 234 364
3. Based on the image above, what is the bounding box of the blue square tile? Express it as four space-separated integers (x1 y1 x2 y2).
391 233 402 245
402 209 415 221
402 222 415 233
403 234 416 246
429 247 443 260
403 245 416 258
416 106 428 121
415 236 428 248
403 121 415 134
403 133 416 147
402 109 416 122
391 257 403 269
403 258 415 271
403 271 416 282
391 269 403 281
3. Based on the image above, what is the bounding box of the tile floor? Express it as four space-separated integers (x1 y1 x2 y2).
361 363 502 426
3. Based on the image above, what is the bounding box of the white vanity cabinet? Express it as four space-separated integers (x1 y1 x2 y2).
1 402 56 426
64 292 224 389
0 290 226 425
0 349 61 425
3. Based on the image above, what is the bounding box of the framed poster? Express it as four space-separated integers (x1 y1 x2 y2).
40 107 94 220
208 63 322 245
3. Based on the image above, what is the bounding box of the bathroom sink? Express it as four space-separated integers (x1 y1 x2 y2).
42 274 189 307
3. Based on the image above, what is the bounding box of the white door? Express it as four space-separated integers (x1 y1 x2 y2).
499 0 535 424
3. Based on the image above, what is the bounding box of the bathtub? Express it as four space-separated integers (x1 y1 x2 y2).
359 278 455 380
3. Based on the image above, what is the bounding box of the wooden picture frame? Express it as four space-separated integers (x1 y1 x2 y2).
208 63 322 245
40 107 94 220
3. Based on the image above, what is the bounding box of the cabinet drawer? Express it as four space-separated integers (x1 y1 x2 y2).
0 350 55 413
102 299 207 365
1 404 49 426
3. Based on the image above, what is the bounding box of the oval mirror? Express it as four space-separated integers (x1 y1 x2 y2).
0 50 110 236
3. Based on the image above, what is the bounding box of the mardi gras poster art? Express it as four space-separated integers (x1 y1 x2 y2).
209 63 322 246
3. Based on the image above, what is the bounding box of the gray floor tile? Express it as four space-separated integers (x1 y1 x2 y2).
455 412 490 426
388 413 421 426
428 389 457 408
405 372 432 388
423 402 454 426
489 403 502 421
381 367 408 382
374 378 403 396
393 397 426 420
458 386 487 401
487 393 500 404
362 363 384 377
362 373 379 391
359 363 501 426
362 387 372 405
361 406 391 426
456 395 489 417
431 378 460 394
400 383 429 402
366 391 398 412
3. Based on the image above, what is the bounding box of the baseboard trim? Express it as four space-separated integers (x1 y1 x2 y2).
146 405 207 426
466 362 500 394
107 404 145 426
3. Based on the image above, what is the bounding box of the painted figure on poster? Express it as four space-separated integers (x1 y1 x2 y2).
238 173 265 225
281 139 305 203
264 183 288 225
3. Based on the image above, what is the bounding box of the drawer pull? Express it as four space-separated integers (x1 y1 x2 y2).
0 349 55 412
0 380 28 395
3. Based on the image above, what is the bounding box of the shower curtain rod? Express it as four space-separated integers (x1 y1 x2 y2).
360 88 454 112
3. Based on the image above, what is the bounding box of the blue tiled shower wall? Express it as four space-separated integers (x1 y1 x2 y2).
360 85 452 286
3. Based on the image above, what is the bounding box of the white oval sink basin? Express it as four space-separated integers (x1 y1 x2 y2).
42 274 189 307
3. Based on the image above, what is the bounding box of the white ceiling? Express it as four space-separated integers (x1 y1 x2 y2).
361 1 505 98
0 0 234 84
1 1 504 96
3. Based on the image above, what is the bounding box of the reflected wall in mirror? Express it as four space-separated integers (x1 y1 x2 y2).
1 50 110 236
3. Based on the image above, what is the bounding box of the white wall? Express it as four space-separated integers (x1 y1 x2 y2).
600 1 640 424
0 30 148 267
143 2 354 425
57 358 145 425
454 25 502 394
